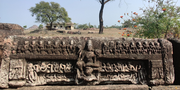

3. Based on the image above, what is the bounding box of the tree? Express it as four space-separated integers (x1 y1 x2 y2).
131 0 180 39
39 24 43 29
29 1 71 30
98 0 113 34
23 25 27 30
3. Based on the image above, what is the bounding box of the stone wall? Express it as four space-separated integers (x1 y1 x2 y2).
0 23 24 61
0 36 174 88
168 39 180 85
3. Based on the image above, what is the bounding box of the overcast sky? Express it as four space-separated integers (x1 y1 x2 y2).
0 0 180 28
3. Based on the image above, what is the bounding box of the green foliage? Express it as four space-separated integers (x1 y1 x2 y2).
29 1 71 30
39 24 43 29
132 0 180 38
23 25 27 30
122 19 134 28
76 24 89 29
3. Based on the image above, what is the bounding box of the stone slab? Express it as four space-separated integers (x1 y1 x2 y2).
2 85 149 90
151 85 180 90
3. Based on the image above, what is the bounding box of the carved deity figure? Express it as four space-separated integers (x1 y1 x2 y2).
109 41 115 54
38 41 46 55
106 63 113 72
154 41 161 54
30 41 38 54
115 41 122 54
53 41 61 55
11 41 18 55
23 41 30 54
65 63 72 72
27 63 37 84
142 41 149 54
17 45 23 54
130 42 137 54
122 42 129 54
76 40 99 84
136 42 143 54
9 59 23 80
149 42 155 54
68 40 75 55
102 42 110 55
45 41 53 54
61 41 68 55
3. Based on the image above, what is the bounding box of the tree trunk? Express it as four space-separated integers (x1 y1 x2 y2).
99 0 105 34
50 22 53 30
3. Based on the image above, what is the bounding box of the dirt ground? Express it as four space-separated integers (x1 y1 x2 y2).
24 28 136 37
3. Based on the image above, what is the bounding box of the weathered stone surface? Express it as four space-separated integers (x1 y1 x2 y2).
0 23 24 61
0 23 24 45
4 85 149 90
0 36 174 88
151 85 180 90
168 39 180 85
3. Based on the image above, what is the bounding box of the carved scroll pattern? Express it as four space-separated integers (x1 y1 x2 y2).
100 62 147 84
26 61 75 86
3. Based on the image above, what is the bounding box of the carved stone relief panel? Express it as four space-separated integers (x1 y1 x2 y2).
9 59 26 80
25 60 75 86
0 36 175 88
8 59 26 87
99 60 147 85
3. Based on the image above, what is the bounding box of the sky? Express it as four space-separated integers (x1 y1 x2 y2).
0 0 180 28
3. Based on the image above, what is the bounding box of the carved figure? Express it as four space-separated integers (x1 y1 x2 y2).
142 41 149 54
11 41 18 55
109 41 115 54
61 41 68 55
154 41 161 54
122 42 129 54
24 41 30 54
38 41 46 55
115 41 122 54
149 42 155 54
103 42 110 55
27 63 37 84
9 59 24 80
76 40 100 84
30 41 38 54
53 41 61 55
17 45 23 54
68 40 75 55
45 41 53 54
136 42 143 54
65 63 72 72
130 42 137 54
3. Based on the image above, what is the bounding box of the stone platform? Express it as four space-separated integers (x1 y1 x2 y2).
3 85 149 90
3 85 180 90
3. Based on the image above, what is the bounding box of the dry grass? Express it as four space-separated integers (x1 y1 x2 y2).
24 28 136 37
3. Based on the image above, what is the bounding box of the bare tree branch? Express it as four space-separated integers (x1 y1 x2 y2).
104 0 111 4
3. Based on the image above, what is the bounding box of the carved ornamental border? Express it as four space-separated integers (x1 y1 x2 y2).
0 36 174 88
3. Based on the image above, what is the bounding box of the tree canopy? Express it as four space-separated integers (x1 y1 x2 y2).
29 1 71 30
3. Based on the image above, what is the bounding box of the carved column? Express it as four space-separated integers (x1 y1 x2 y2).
159 39 174 84
0 36 13 88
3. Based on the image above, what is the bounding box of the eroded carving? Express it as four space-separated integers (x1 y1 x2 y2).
0 36 174 88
